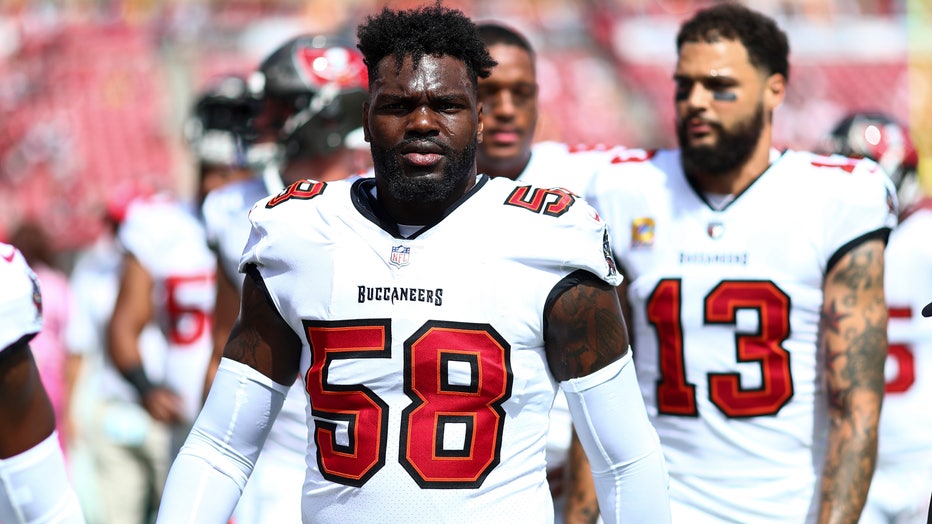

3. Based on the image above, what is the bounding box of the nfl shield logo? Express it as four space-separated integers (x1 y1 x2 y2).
707 222 725 239
390 245 411 267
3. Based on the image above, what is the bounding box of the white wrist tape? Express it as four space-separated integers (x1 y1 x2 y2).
156 358 290 524
561 350 671 523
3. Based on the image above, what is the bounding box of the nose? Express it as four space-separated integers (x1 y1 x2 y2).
682 83 712 111
484 90 516 121
406 104 440 136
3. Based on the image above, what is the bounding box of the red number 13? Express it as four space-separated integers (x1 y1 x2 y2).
647 279 794 418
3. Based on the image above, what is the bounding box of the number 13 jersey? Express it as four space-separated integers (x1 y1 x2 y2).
587 148 897 523
240 175 619 523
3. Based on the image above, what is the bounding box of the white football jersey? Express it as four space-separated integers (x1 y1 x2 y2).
203 178 269 286
0 242 42 351
119 195 216 423
515 141 625 197
241 175 619 523
587 148 897 523
875 203 932 466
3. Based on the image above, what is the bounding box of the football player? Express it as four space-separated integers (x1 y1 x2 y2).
578 4 895 523
157 5 670 523
107 75 256 461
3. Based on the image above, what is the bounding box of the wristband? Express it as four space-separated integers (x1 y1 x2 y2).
122 366 156 397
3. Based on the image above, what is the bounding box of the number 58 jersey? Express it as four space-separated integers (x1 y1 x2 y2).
587 148 897 523
241 175 619 523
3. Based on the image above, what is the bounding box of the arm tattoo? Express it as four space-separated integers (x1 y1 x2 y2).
546 276 628 381
819 240 886 523
223 322 263 368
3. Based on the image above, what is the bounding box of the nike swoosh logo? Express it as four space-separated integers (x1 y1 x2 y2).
1 247 15 262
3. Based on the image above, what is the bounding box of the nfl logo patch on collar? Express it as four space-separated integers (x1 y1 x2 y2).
390 245 411 268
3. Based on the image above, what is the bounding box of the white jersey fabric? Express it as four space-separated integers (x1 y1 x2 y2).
517 141 625 197
66 234 167 403
119 195 216 425
0 242 42 351
240 175 619 522
862 202 932 524
587 148 897 523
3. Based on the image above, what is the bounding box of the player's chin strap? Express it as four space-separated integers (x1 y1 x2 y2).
155 358 289 524
561 350 672 523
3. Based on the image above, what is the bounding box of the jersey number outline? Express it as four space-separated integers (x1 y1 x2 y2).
885 306 915 393
266 180 326 208
304 319 513 488
504 186 576 216
647 279 794 418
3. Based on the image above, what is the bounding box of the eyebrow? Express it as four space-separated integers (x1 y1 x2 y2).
673 72 738 84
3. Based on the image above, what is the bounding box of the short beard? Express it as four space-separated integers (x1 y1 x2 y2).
371 137 477 204
678 102 764 177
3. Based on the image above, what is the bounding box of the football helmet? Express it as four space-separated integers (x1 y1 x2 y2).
250 34 368 160
828 112 919 208
184 75 259 168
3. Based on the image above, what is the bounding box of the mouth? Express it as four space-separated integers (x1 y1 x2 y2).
686 118 715 136
485 128 521 146
400 140 445 167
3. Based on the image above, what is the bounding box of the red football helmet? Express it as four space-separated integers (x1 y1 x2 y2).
828 112 919 207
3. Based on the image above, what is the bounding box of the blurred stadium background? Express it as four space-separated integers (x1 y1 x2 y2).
0 0 928 253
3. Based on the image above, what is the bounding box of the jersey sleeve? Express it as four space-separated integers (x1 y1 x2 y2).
496 179 623 288
238 191 303 306
823 157 898 272
0 244 43 350
561 198 622 287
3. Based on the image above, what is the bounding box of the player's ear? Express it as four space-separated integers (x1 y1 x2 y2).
764 73 786 111
477 103 484 144
362 102 371 142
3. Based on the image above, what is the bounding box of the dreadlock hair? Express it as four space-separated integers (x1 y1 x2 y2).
677 2 790 82
477 22 535 63
356 2 497 90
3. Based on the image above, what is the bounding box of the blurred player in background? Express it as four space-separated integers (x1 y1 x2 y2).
826 112 932 524
107 75 255 476
475 21 625 523
476 22 623 195
200 34 368 524
65 181 175 524
580 3 895 522
0 241 84 524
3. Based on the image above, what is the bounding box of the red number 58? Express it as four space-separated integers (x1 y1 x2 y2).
303 319 513 488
